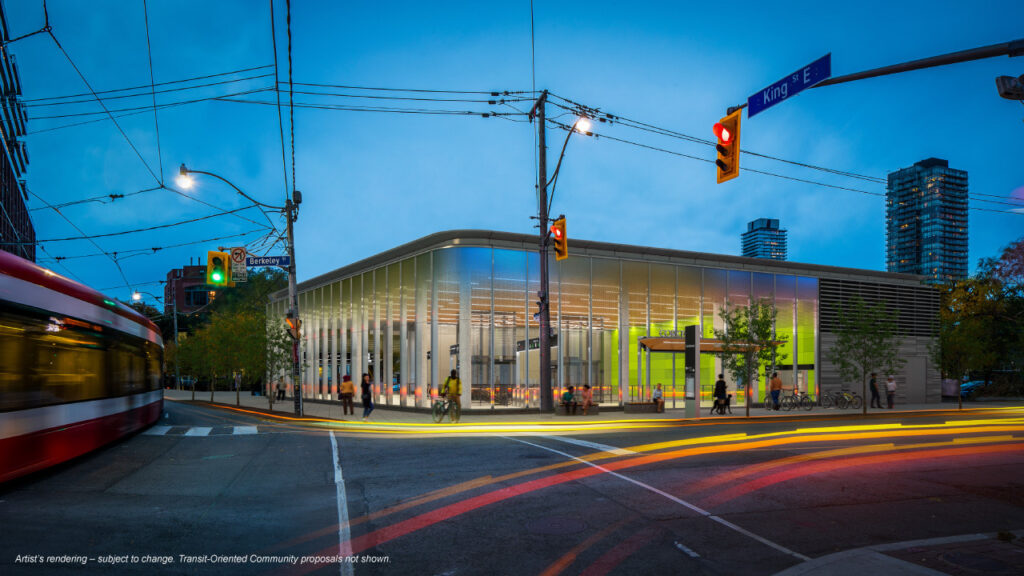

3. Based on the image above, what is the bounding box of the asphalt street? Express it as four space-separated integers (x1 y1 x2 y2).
2 400 1023 575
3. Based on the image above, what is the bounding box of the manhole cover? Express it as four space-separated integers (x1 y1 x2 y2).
525 516 587 535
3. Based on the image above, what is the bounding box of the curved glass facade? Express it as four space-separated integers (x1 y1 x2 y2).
269 241 822 410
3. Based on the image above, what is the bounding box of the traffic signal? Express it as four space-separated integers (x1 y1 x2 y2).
550 217 567 261
207 251 230 286
713 109 742 183
285 314 301 340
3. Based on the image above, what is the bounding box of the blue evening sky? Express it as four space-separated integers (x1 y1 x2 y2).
6 0 1023 303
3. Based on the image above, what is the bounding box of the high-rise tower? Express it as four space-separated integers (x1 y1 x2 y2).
741 218 787 260
886 158 968 284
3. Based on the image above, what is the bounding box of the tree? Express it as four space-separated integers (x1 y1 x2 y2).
825 296 904 414
713 298 787 417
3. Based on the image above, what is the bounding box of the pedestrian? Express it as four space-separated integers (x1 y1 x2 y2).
561 385 578 415
277 383 285 401
869 372 882 409
361 373 374 421
769 372 783 411
339 374 355 416
652 383 665 413
886 375 896 409
713 374 727 415
580 384 594 415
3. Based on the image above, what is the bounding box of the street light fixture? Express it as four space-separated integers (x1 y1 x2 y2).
178 162 304 416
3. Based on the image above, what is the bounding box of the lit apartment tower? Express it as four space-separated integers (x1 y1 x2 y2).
741 218 787 260
886 158 968 284
0 4 33 261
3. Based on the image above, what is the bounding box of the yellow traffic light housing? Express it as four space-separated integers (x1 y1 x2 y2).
285 314 301 340
550 217 567 261
713 109 742 183
206 251 231 287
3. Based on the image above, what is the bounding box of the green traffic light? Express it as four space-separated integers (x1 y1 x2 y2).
212 272 223 282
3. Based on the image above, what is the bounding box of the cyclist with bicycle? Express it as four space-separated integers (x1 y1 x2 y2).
440 369 462 422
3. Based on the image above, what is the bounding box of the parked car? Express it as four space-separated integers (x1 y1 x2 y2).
960 380 989 399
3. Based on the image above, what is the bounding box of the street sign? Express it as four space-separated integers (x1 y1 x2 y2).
230 247 247 283
246 255 291 269
747 53 831 118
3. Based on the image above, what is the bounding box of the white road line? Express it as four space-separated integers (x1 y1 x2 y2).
144 426 171 436
538 435 636 455
674 541 701 558
330 431 354 576
184 427 212 437
506 437 811 563
233 426 258 435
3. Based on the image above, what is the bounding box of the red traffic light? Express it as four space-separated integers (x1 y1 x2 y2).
550 225 563 239
713 122 732 144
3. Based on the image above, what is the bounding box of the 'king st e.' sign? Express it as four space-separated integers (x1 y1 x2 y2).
747 53 831 118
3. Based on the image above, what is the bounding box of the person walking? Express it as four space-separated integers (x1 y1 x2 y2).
886 376 896 409
360 373 374 421
769 372 783 411
713 374 728 415
580 384 594 415
339 374 355 416
869 373 883 409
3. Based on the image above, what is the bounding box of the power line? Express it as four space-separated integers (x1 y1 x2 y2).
28 205 262 243
28 185 162 211
41 229 267 261
269 0 290 203
28 85 275 120
26 87 274 133
142 0 163 185
279 87 533 105
216 96 519 116
22 64 274 103
24 72 274 109
286 81 533 96
28 187 132 288
47 28 160 185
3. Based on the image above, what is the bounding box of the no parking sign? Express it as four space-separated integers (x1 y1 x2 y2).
230 247 247 283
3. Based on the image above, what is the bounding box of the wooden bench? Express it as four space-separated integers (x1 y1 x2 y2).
624 402 660 414
556 403 600 415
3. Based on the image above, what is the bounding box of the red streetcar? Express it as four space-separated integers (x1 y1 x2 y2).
0 250 164 484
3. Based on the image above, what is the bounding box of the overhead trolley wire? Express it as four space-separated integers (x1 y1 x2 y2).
24 72 275 109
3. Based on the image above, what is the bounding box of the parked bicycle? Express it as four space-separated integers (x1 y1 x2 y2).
820 389 863 409
763 390 813 411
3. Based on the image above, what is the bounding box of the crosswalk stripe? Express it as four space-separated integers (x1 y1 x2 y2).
539 435 636 455
143 426 261 436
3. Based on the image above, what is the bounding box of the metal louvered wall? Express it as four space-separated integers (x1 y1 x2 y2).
819 278 939 338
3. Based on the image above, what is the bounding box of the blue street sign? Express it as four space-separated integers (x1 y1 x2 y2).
747 53 831 118
246 255 291 268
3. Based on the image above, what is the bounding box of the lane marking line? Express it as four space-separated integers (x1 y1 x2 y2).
538 435 636 455
184 427 211 437
330 431 354 576
144 426 171 436
506 437 811 563
674 541 700 558
233 426 259 435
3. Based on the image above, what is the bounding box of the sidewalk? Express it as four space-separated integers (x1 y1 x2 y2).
162 389 1024 428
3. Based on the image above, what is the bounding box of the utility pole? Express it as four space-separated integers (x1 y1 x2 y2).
286 193 303 417
530 90 553 412
172 276 180 393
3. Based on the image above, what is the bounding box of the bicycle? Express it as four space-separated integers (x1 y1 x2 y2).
432 395 461 423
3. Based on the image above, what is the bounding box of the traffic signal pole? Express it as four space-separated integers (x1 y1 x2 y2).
530 90 554 412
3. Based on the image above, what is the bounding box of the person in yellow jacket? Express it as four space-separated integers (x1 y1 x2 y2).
339 374 355 415
441 369 462 422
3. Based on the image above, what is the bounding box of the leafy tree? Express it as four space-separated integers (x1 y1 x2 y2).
713 298 787 417
825 296 904 414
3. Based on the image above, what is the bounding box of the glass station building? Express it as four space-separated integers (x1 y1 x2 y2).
268 230 939 411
